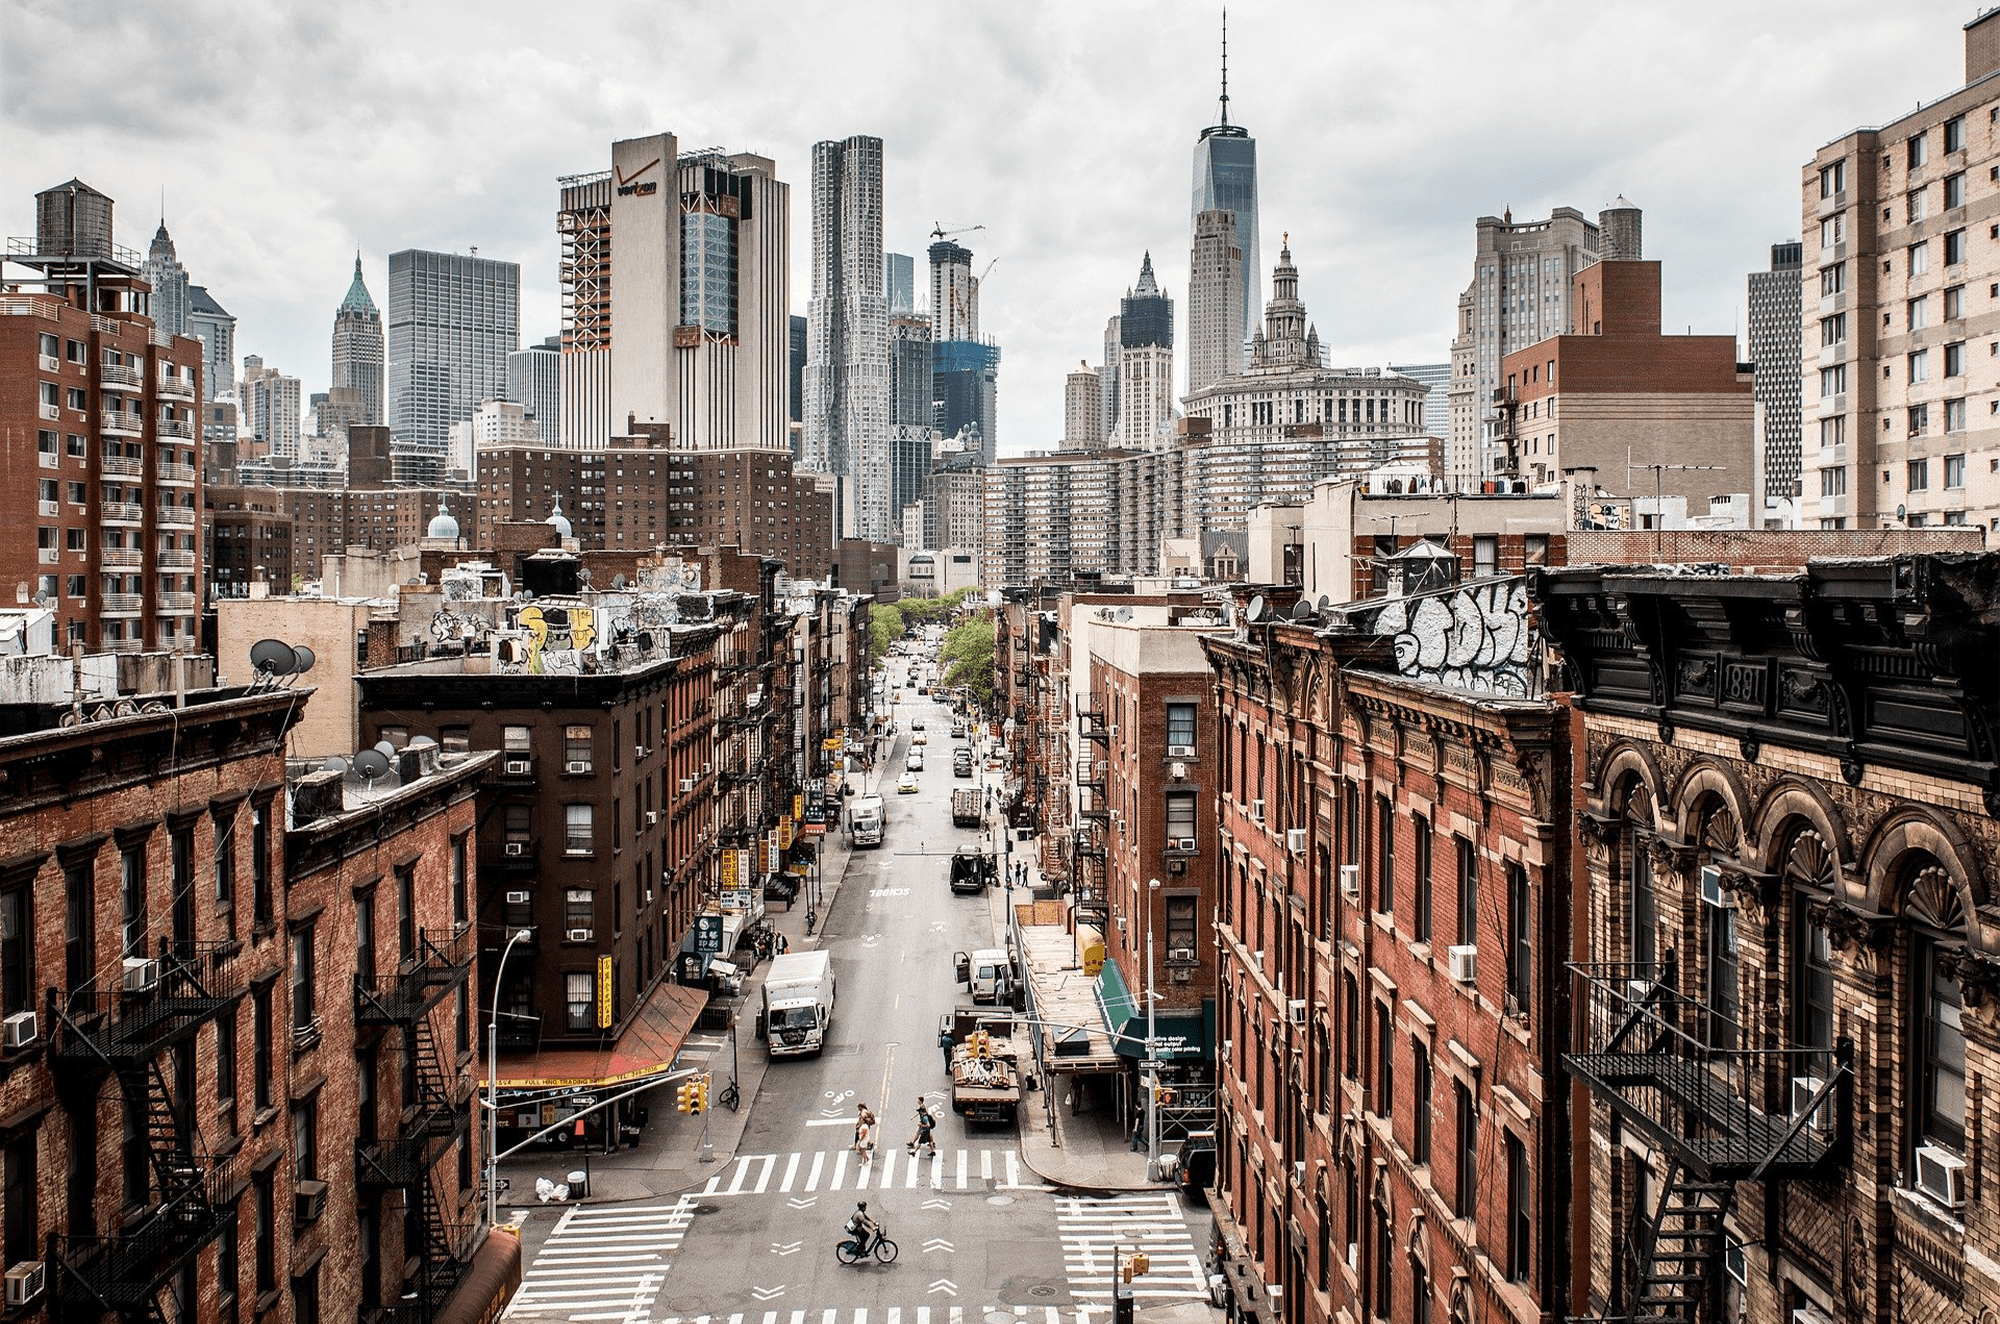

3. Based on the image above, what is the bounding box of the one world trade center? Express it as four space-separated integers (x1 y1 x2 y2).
1190 11 1260 381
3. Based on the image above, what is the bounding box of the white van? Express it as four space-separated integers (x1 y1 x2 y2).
956 947 1015 1006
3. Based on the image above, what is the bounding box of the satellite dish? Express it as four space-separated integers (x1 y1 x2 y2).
1317 595 1334 613
1116 607 1133 622
612 574 629 590
1246 594 1265 623
1292 598 1316 622
352 749 392 781
520 589 535 601
290 644 316 676
33 592 49 608
323 756 349 775
248 638 297 676
373 740 398 760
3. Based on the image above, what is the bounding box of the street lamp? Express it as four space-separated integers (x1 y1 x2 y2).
1145 877 1161 1183
486 926 531 1229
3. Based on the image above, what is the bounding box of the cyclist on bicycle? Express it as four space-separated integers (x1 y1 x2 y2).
844 1200 880 1255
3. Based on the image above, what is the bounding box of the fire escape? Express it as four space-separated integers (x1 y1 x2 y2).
354 928 475 1323
1072 700 1111 932
46 940 240 1322
1565 955 1853 1324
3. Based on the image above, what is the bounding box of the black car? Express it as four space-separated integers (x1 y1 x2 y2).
1174 1131 1216 1198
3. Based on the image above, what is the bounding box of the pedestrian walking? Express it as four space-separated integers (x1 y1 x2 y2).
907 1096 937 1159
938 1025 955 1072
852 1103 877 1157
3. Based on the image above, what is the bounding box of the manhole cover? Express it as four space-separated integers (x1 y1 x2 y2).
1030 1286 1057 1298
986 1194 1014 1206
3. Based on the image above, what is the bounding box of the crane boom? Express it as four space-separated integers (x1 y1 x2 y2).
930 222 986 241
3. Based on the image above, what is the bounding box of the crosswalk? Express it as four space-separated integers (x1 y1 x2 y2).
648 1310 1109 1324
1056 1193 1209 1302
699 1147 1049 1197
507 1194 695 1320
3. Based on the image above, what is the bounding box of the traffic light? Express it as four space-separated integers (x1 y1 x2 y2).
693 1074 709 1115
1119 1251 1150 1283
675 1081 695 1114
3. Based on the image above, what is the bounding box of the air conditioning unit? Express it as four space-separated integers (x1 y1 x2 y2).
1108 724 1119 738
504 757 532 775
1913 1144 1966 1208
1791 1075 1833 1133
1287 999 1308 1026
2 1012 37 1050
1448 945 1478 984
565 760 591 774
1339 863 1361 897
295 1179 329 1224
680 779 695 793
645 889 654 905
5 1262 46 1307
646 810 660 825
505 890 531 906
1175 837 1196 851
1250 799 1265 824
1699 864 1726 907
1167 744 1195 758
566 928 593 943
504 842 527 857
1170 762 1188 781
122 957 159 993
636 745 649 759
701 762 712 775
1168 946 1195 963
1286 827 1308 855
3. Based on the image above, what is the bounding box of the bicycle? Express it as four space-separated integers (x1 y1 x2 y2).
719 1079 741 1112
835 1227 899 1265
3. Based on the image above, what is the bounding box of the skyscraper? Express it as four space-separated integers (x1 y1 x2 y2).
142 219 190 346
1746 240 1803 506
1191 14 1259 372
1387 361 1450 437
884 252 915 315
330 252 384 426
1112 253 1175 449
928 239 979 342
387 248 519 481
804 134 892 540
188 285 234 403
240 355 303 458
1187 208 1243 397
789 314 807 426
929 237 1000 464
890 313 936 531
557 168 611 448
508 333 561 442
1065 363 1103 450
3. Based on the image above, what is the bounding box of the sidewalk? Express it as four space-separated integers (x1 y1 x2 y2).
496 823 860 1205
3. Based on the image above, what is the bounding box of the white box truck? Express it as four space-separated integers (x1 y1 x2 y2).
846 794 885 848
763 949 835 1057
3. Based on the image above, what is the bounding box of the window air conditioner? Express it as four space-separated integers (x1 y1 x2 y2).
1448 945 1478 984
680 779 695 793
1175 837 1197 851
505 890 531 906
701 762 712 775
504 757 531 775
294 1179 329 1224
1913 1144 1967 1208
1286 827 1308 855
2 1012 37 1050
646 810 660 825
566 928 593 943
1171 762 1188 781
636 745 649 759
1250 799 1265 824
1288 999 1308 1026
504 842 527 857
565 760 591 774
1791 1075 1833 1133
4 1262 45 1308
122 957 159 993
1699 864 1726 907
1167 744 1195 758
1339 863 1361 897
1168 946 1195 963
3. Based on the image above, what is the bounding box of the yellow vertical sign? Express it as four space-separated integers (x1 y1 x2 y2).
793 794 804 820
595 955 614 1029
779 817 794 850
721 850 738 888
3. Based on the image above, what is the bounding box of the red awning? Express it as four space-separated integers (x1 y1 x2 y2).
489 981 707 1091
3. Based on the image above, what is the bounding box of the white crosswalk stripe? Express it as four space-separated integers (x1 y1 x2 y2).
1056 1193 1208 1302
699 1148 1050 1197
647 1309 1092 1324
506 1194 695 1320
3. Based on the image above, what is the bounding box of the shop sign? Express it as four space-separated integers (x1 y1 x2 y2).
595 955 614 1029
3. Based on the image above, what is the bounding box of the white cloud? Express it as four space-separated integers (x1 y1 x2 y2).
2 0 1965 450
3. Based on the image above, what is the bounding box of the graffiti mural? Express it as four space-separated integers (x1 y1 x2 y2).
1358 579 1534 696
518 604 597 674
429 608 483 643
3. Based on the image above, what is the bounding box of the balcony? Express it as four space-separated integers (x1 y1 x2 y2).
156 461 196 484
101 454 143 478
102 594 144 614
101 501 144 525
104 638 141 653
156 548 194 568
158 374 195 400
99 362 141 389
101 409 144 435
102 547 144 568
47 941 242 1075
1564 957 1850 1180
353 927 472 1026
157 592 196 612
158 507 195 526
158 419 194 440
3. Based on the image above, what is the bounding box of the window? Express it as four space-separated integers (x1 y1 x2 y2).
1628 822 1657 966
1375 796 1395 914
453 834 469 928
1820 364 1847 397
1794 898 1834 1051
291 925 316 1034
254 1170 276 1294
564 804 594 854
292 1264 320 1324
252 983 273 1111
1819 313 1846 347
1456 836 1477 947
1165 791 1197 846
1375 1001 1394 1118
1506 1131 1530 1282
565 971 594 1032
1945 115 1965 154
1909 404 1931 437
1412 1260 1431 1324
1412 815 1433 943
1165 895 1197 958
1916 937 1967 1152
1704 883 1740 1051
1909 132 1929 168
1411 1039 1433 1165
1945 284 1965 320
503 724 531 752
251 800 271 928
1506 862 1531 1012
1374 1195 1393 1318
292 1093 318 1184
0 887 28 1019
120 841 147 958
1909 297 1929 331
1820 263 1845 297
1946 171 1967 209
564 889 594 939
1820 467 1848 498
1908 188 1929 223
1910 242 1930 277
1342 973 1359 1079
63 861 92 1012
564 724 593 770
0 1135 29 1275
1909 458 1930 490
213 811 236 933
1454 1081 1477 1219
1945 229 1968 266
1945 452 1966 487
1818 213 1845 247
1909 348 1930 383
1819 160 1845 196
216 1007 238 1135
439 726 469 754
1945 341 1965 377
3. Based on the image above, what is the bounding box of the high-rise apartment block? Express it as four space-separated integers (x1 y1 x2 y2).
928 238 979 342
1064 363 1103 449
387 247 520 481
238 354 303 458
1747 241 1804 506
330 251 384 428
789 313 807 427
804 134 892 540
1387 360 1450 438
890 313 936 525
1801 11 2000 531
1111 253 1174 449
141 219 190 346
507 333 561 442
1191 37 1260 373
1187 208 1244 396
1445 206 1605 485
188 283 234 402
929 237 1000 465
1 179 206 652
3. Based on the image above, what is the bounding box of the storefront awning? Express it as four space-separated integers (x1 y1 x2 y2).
1097 958 1215 1061
488 981 707 1092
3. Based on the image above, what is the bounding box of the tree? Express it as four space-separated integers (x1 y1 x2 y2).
939 614 995 707
869 603 905 658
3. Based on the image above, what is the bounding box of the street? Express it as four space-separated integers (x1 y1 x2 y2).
501 689 1214 1322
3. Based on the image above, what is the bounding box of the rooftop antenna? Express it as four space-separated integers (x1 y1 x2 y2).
1219 7 1230 126
1627 451 1724 561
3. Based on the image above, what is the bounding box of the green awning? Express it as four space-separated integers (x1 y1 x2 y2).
1096 958 1214 1061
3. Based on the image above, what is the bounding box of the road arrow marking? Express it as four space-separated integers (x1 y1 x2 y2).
921 1197 951 1211
772 1240 802 1255
751 1284 786 1300
787 1196 817 1210
928 1278 959 1296
922 1237 955 1253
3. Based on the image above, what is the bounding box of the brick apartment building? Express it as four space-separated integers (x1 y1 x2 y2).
1535 552 2000 1324
1200 580 1576 1324
1496 257 1755 505
203 484 295 598
273 485 448 581
1 180 206 653
0 668 505 1324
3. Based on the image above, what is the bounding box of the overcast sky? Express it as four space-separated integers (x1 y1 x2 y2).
2 0 1971 452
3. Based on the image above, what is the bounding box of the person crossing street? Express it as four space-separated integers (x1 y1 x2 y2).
906 1096 938 1159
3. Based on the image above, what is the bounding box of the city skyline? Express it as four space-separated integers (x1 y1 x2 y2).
1 1 1969 454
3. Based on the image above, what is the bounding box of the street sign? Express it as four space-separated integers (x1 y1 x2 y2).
720 888 753 911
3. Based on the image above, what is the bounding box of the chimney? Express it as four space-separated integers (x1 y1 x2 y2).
1970 7 2000 83
290 769 346 826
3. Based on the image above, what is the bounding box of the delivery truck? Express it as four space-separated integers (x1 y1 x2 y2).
846 794 885 848
762 949 836 1057
949 848 996 895
939 1007 1023 1125
951 786 982 827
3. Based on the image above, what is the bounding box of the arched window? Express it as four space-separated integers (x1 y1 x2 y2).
1621 782 1658 966
1695 798 1741 1050
1783 826 1837 1052
1904 855 1967 1154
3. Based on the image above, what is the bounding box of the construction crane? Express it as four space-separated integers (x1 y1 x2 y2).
930 222 985 241
977 258 998 285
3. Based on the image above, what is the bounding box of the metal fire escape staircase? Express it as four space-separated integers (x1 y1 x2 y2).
353 928 475 1322
1564 955 1853 1324
46 941 239 1322
1071 703 1111 931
